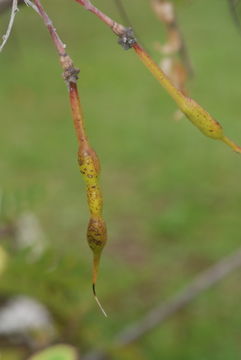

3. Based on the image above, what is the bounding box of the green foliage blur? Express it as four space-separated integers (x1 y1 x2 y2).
29 345 78 360
0 0 241 359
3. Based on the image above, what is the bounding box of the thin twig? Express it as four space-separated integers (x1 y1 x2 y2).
0 0 18 52
113 0 132 28
81 247 241 360
24 0 39 15
74 0 126 36
30 0 67 56
178 28 193 77
150 0 193 77
115 247 241 346
113 0 143 47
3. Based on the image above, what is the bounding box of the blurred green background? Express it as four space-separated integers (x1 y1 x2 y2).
0 0 241 358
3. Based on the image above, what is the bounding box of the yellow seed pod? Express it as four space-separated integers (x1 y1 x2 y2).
78 147 103 215
87 216 107 317
133 43 241 153
180 97 224 139
87 216 107 254
78 148 100 184
87 184 103 216
180 98 241 152
77 145 108 315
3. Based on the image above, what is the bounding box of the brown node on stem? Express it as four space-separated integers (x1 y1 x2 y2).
60 54 80 83
63 65 80 83
118 27 137 50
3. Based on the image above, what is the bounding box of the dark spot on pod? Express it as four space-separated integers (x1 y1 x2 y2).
87 217 107 251
88 236 103 247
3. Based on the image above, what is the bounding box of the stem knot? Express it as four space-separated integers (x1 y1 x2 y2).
118 27 136 50
60 54 80 83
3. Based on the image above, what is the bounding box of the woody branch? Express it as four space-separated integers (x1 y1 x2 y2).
74 0 126 36
32 0 87 147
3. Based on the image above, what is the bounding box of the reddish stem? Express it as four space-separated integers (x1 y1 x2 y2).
69 82 88 146
34 0 87 148
34 0 66 56
74 0 126 35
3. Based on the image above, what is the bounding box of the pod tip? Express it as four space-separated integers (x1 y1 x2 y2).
92 283 108 318
222 136 241 154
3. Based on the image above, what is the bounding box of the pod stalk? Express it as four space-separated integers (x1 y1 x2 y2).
222 136 241 154
93 283 108 317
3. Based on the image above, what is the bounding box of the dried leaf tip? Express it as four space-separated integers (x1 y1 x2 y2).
93 283 108 318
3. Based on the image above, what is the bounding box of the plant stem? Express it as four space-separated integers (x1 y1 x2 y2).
31 0 107 315
74 0 241 153
81 246 241 359
0 0 19 52
133 42 185 107
74 0 126 35
69 82 88 146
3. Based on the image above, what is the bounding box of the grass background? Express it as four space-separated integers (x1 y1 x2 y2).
0 0 241 358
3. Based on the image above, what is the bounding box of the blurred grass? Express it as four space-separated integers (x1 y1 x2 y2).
0 0 241 359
